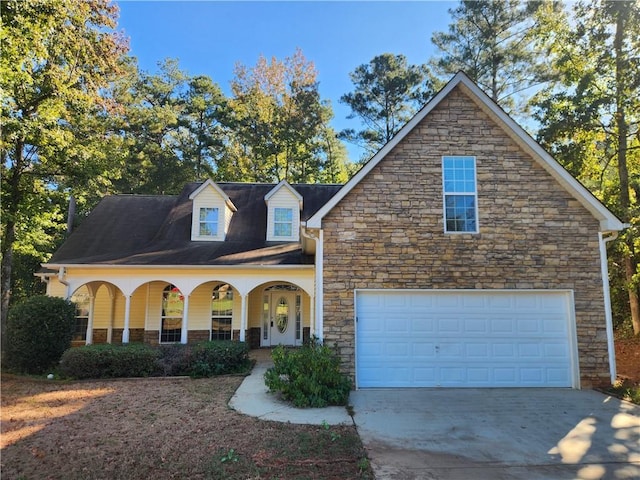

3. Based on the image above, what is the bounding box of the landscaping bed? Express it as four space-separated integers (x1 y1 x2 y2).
1 374 371 479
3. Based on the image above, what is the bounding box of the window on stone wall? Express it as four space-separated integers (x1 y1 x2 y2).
161 285 183 343
443 156 478 233
211 284 233 340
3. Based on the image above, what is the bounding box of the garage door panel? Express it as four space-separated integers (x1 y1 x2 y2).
465 343 490 358
356 290 575 388
464 318 489 333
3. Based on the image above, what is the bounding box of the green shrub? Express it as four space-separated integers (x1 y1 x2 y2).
59 343 159 379
5 295 76 374
189 341 251 377
264 337 352 408
58 341 250 379
156 343 192 376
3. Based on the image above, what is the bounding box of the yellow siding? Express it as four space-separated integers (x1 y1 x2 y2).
93 285 113 329
129 288 146 329
145 282 166 331
247 289 265 329
189 284 211 330
47 278 67 298
113 294 125 328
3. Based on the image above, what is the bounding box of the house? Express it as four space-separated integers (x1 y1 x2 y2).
42 72 625 389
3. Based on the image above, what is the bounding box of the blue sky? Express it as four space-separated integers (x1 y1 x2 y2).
115 1 456 160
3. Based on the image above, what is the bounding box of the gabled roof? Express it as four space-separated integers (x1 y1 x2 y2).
188 178 237 211
306 71 625 232
46 182 342 267
264 180 304 209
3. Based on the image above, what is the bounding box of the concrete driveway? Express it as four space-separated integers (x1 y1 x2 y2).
350 388 640 480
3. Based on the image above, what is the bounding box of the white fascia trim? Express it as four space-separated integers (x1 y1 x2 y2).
43 263 314 270
264 179 304 209
307 71 624 232
189 179 237 212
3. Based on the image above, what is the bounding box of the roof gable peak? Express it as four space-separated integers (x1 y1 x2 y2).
189 179 237 212
265 180 303 209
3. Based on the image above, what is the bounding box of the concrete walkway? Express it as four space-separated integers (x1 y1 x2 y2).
228 349 353 425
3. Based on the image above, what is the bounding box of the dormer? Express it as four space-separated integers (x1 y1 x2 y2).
189 180 237 241
265 180 303 242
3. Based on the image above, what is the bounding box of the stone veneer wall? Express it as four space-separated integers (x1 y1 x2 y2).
321 85 609 388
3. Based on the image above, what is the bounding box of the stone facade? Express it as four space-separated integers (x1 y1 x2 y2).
321 86 609 388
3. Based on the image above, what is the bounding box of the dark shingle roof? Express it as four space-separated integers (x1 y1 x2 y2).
48 182 342 266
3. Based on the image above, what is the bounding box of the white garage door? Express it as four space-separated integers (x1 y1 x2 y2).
355 290 577 388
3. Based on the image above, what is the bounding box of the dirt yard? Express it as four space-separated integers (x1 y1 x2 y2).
1 375 371 480
616 335 640 383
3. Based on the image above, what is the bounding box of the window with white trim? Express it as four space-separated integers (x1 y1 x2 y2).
71 293 90 342
274 207 293 237
442 156 478 233
161 285 183 343
199 207 219 237
211 284 233 340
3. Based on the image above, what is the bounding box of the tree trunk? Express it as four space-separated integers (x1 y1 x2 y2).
1 139 25 354
613 4 640 335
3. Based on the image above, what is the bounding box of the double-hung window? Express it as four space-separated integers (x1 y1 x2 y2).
72 293 90 342
211 284 233 340
274 207 293 238
442 156 478 233
161 285 183 343
199 207 219 237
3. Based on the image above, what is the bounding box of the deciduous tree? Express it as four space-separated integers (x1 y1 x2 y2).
0 0 127 346
533 0 640 334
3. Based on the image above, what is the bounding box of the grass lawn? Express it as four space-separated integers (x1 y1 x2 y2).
1 374 372 479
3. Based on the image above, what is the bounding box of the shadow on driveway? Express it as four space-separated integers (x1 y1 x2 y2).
350 388 640 480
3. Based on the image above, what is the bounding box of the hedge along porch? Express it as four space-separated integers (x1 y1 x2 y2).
46 266 315 349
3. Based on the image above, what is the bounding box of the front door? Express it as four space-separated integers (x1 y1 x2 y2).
268 292 297 346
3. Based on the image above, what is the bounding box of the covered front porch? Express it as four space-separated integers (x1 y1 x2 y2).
46 266 318 349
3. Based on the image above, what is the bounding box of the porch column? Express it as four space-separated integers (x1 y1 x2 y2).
86 294 95 345
181 295 190 344
122 294 131 343
107 292 115 344
239 293 247 342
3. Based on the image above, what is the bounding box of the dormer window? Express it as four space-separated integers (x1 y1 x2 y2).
274 208 293 237
199 207 219 237
265 180 302 241
189 179 237 242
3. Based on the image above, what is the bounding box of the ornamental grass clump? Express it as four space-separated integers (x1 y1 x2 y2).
264 337 352 408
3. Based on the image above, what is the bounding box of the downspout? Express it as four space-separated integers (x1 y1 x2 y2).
301 224 323 341
599 231 619 384
58 267 71 300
